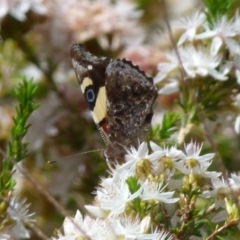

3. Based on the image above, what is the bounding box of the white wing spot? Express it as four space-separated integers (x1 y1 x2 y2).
88 65 93 70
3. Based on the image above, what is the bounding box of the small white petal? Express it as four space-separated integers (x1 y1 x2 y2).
236 69 240 84
0 0 8 18
208 69 228 81
195 30 217 39
85 205 106 218
158 80 179 95
236 94 240 106
212 210 227 223
234 115 240 134
225 37 240 54
154 71 168 84
210 36 223 56
177 31 189 46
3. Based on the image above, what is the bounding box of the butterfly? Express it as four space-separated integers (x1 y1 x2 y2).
70 44 157 161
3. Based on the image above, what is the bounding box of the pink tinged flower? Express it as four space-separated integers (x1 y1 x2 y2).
140 180 179 203
171 10 206 45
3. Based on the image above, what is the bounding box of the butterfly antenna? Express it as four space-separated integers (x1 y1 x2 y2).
48 148 105 164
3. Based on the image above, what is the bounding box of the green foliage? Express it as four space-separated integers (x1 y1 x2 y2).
0 78 39 194
151 112 180 143
126 176 142 214
203 0 233 26
8 78 39 162
126 176 141 194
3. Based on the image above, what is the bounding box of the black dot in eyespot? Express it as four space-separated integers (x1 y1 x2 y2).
85 88 95 103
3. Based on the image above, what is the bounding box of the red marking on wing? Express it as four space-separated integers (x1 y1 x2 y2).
100 121 108 134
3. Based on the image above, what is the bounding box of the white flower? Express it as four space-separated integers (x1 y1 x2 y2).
196 15 240 55
121 142 165 174
175 162 221 178
154 51 180 84
230 173 240 186
89 218 116 240
66 0 143 50
7 197 35 221
3 197 34 238
96 177 143 215
7 221 30 239
181 46 227 81
140 180 179 204
56 210 94 239
147 230 174 240
174 142 220 177
0 0 47 21
180 142 214 163
171 10 206 45
154 46 228 83
114 216 142 238
229 173 240 197
0 234 11 240
201 177 233 209
150 142 183 176
221 55 240 84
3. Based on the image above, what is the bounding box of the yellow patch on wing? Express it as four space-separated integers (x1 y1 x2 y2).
92 86 106 124
81 77 93 93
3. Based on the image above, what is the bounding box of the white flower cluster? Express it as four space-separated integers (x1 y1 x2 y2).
53 141 240 239
154 10 240 134
155 11 240 88
62 0 143 50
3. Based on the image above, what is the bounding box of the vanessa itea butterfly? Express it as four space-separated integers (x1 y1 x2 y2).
70 44 157 161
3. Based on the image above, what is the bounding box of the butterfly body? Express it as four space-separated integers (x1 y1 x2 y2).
71 44 157 161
